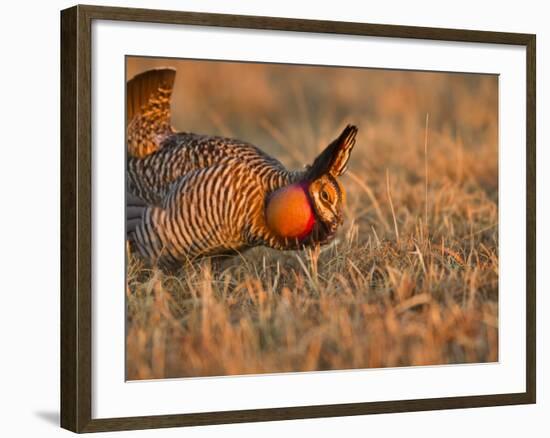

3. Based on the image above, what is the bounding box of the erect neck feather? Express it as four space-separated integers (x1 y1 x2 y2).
266 182 315 240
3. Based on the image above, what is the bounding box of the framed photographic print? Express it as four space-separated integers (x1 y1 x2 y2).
60 4 536 433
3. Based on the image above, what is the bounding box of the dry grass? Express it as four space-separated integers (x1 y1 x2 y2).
126 58 498 380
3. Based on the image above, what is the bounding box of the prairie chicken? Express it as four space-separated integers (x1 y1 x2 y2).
126 68 358 267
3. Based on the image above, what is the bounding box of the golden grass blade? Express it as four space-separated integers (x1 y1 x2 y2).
386 169 400 245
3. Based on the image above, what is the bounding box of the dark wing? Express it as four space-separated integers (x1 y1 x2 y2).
127 133 291 206
128 165 250 266
305 125 358 180
127 68 176 158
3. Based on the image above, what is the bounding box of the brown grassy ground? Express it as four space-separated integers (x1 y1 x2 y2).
125 58 498 380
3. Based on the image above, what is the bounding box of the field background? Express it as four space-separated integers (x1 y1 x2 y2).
126 57 498 380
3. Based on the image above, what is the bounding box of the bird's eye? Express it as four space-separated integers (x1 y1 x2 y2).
320 190 329 202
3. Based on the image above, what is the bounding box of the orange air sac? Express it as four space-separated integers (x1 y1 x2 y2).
266 184 315 240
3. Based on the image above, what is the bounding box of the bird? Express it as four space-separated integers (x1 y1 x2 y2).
126 68 358 268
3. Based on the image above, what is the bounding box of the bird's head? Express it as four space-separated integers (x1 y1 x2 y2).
265 125 357 245
306 173 346 242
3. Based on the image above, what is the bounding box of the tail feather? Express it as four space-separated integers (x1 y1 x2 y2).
127 68 176 158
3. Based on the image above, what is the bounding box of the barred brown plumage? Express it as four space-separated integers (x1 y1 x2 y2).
126 68 358 267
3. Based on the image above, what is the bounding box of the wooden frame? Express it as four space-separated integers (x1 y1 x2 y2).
60 4 536 433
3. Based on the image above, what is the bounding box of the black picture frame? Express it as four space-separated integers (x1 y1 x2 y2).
60 4 536 433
